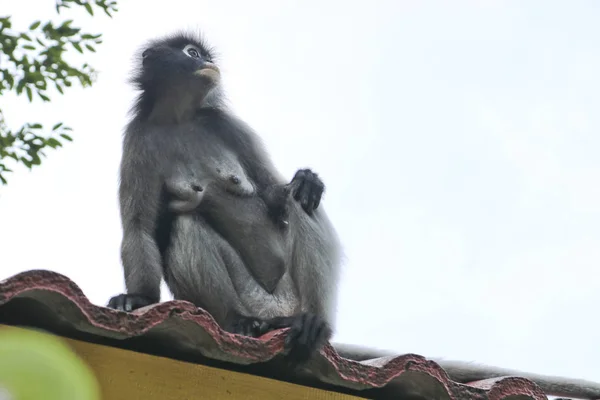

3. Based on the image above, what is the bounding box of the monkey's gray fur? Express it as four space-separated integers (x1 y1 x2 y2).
107 30 600 397
108 30 339 362
165 162 253 214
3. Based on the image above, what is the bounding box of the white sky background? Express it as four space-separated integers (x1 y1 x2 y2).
1 0 599 385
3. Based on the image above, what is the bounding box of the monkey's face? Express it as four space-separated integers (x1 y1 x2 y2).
139 39 220 97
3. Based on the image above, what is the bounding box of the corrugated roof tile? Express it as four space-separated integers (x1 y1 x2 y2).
0 269 556 399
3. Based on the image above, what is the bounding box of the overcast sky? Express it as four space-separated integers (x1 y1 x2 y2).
1 0 599 387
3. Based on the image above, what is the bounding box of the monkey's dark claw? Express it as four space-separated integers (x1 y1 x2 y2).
107 293 154 312
290 169 325 215
283 313 332 364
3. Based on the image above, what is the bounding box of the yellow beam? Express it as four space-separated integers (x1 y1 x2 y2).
7 325 366 400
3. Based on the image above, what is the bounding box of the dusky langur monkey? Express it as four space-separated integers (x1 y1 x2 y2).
108 32 335 362
107 31 600 399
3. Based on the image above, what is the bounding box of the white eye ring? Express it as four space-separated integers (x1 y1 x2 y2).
183 44 201 58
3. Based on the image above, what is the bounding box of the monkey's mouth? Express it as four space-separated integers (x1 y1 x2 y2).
195 63 220 80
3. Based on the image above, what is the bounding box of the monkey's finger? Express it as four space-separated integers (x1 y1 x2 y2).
306 186 322 213
106 297 119 310
312 184 324 210
307 315 322 344
307 314 329 350
107 295 127 311
284 317 303 350
292 169 307 182
256 321 271 336
297 182 313 213
293 178 306 201
125 298 134 312
291 169 309 198
245 320 261 336
295 314 313 349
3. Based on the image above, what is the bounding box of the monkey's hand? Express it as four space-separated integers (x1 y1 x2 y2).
107 293 155 312
290 169 324 216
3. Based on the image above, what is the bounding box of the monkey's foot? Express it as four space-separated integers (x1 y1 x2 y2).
290 169 324 215
226 316 271 338
107 293 155 312
267 313 332 364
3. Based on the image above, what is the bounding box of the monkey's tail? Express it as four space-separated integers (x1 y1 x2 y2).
331 343 600 400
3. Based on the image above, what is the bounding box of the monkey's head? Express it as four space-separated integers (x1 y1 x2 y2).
131 31 222 108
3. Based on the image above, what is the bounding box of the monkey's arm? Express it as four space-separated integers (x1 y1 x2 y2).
332 343 600 399
108 137 165 311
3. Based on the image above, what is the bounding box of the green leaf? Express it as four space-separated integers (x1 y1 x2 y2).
31 153 42 165
0 0 120 186
5 74 14 89
72 42 83 53
47 138 62 148
16 80 25 94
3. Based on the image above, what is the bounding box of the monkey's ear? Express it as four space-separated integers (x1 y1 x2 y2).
142 49 151 58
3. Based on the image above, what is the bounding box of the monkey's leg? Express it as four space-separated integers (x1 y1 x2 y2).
230 169 340 363
286 168 340 322
262 199 342 363
164 214 269 337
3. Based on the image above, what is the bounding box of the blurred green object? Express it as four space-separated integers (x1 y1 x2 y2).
0 326 101 400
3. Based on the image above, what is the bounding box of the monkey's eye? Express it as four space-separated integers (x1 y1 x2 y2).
183 44 201 59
